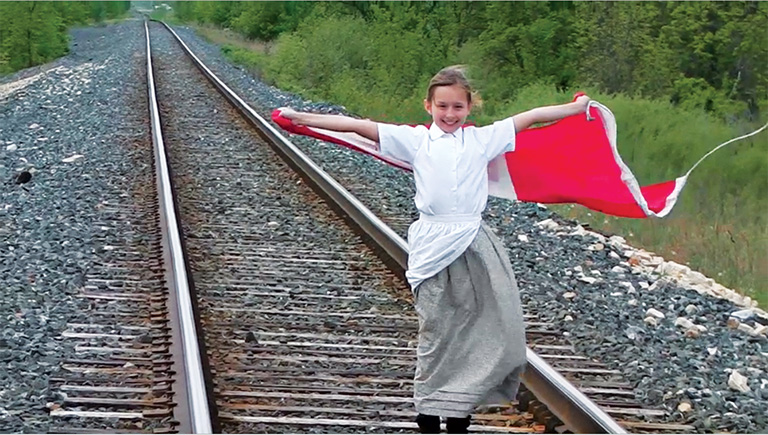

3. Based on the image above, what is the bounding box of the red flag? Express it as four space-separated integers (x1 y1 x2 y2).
271 102 766 219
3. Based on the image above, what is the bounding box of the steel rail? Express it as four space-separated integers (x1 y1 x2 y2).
157 22 408 271
159 20 627 434
144 21 213 434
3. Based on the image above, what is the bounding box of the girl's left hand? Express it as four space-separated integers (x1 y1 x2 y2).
574 94 590 108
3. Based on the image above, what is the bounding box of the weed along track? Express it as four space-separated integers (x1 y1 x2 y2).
47 20 696 433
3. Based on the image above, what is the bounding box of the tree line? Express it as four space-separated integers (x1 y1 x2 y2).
171 1 766 122
0 1 130 75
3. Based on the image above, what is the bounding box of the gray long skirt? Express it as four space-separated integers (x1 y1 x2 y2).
413 223 527 418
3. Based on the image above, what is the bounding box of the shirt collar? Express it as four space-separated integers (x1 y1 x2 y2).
428 122 460 140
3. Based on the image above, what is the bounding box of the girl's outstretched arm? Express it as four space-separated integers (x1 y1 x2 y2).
279 108 379 142
511 95 590 133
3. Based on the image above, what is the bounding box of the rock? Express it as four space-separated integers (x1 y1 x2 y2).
570 225 589 237
562 292 577 300
14 171 32 184
644 316 659 327
753 323 768 336
267 221 279 228
677 402 692 413
685 271 711 286
588 243 605 251
535 218 559 230
728 371 750 393
737 323 755 335
578 276 598 284
563 315 573 321
609 251 621 260
517 234 529 243
684 327 701 338
611 266 626 274
645 308 665 319
627 299 637 306
625 325 645 340
608 235 626 246
684 304 699 315
731 309 755 322
656 261 691 279
62 154 84 163
136 333 153 344
727 317 741 329
6 144 17 151
707 347 718 356
674 317 695 329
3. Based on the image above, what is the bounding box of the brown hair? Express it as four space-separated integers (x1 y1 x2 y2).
425 65 481 107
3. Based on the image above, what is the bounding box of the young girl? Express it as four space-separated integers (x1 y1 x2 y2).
279 66 590 434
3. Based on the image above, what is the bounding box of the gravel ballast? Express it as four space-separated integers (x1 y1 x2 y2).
0 20 149 432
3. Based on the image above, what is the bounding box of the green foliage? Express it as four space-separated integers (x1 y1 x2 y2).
1 2 68 73
193 1 234 27
219 44 267 78
229 2 313 40
572 1 768 120
0 1 130 75
171 1 768 303
170 1 767 120
467 2 576 105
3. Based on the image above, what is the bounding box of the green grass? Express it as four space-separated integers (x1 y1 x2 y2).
192 25 271 80
553 205 767 308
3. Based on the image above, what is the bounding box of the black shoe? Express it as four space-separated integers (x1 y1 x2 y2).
416 413 441 434
446 416 470 434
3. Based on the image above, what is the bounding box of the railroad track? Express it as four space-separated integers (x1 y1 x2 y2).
47 20 695 434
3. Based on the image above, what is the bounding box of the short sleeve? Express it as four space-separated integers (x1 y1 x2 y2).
474 117 517 160
378 123 426 164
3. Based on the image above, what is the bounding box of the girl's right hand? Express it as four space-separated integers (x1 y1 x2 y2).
278 107 299 120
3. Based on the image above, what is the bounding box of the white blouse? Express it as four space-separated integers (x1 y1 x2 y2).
378 118 517 290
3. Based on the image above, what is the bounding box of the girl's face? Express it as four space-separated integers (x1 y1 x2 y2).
424 84 471 134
